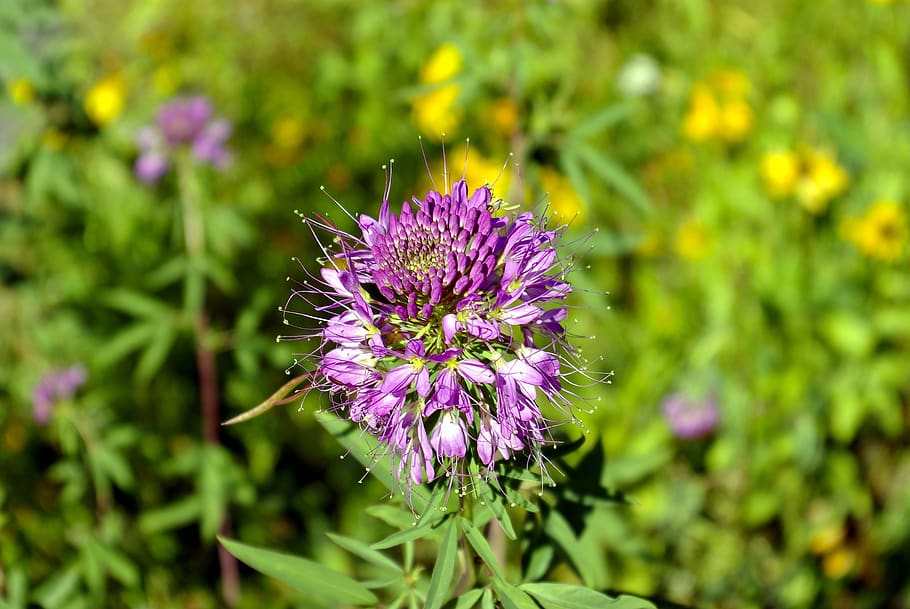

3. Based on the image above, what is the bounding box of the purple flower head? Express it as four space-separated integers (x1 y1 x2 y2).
661 393 719 439
134 95 231 183
280 153 609 502
32 365 87 425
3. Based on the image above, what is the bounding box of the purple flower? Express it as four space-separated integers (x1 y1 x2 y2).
661 393 719 439
281 157 608 499
134 95 231 183
32 365 87 425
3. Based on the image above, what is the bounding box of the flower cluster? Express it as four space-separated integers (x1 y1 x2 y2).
681 69 754 143
32 365 87 425
135 95 232 183
839 199 907 262
282 165 603 495
759 146 849 213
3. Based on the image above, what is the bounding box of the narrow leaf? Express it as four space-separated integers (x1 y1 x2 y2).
481 588 494 609
443 588 484 609
370 510 445 550
138 496 200 534
460 517 504 579
491 578 538 609
102 289 173 319
575 144 652 215
218 537 377 605
425 517 459 609
479 483 516 540
325 532 403 573
569 102 635 138
520 583 656 609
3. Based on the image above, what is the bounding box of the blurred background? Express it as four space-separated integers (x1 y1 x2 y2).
2 1 910 608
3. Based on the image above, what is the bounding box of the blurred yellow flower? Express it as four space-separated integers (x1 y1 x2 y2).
674 218 710 260
8 77 35 105
760 146 848 212
539 167 586 224
413 85 460 137
681 85 720 142
760 150 800 198
420 43 462 84
796 149 848 213
84 73 126 126
413 44 463 139
682 69 754 143
840 199 907 261
440 145 511 201
808 523 845 555
822 547 856 580
489 96 518 135
718 99 754 141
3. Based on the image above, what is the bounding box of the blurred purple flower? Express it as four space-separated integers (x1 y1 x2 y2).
281 158 609 500
662 393 719 439
32 365 87 425
134 95 231 183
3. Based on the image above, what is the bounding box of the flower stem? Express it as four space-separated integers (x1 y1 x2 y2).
176 153 239 607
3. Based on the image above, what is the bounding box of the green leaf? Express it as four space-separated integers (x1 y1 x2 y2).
103 289 174 319
32 565 80 609
136 323 177 382
370 509 445 550
479 482 516 540
366 504 416 529
491 578 538 609
520 583 656 609
569 102 635 138
316 410 394 493
543 510 603 587
523 543 554 582
425 517 459 609
218 537 377 605
94 322 159 369
481 588 494 609
460 517 504 579
325 532 403 573
574 144 652 215
138 496 201 534
443 588 484 609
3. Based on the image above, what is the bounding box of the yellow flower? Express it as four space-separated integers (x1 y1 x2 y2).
822 547 856 580
412 44 463 139
682 84 720 142
719 99 754 141
412 84 460 138
84 73 126 126
538 167 586 224
489 96 518 135
682 69 754 143
840 199 907 261
674 218 710 260
8 77 35 105
796 149 848 213
439 145 511 200
760 150 800 198
808 523 845 555
420 43 462 84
